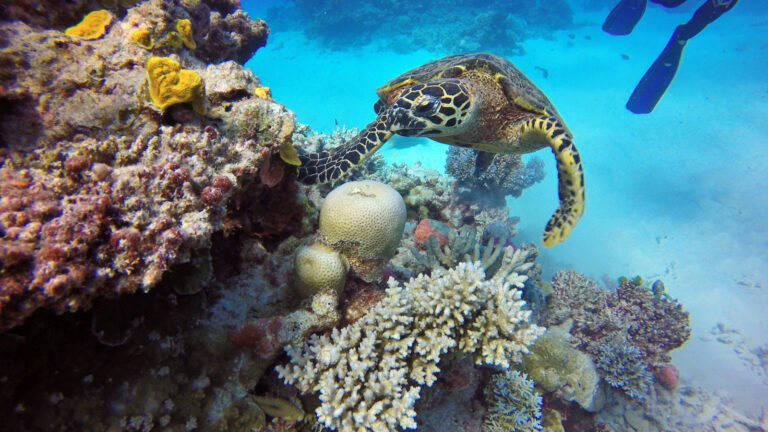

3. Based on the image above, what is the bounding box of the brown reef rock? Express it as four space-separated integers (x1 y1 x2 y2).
0 0 285 331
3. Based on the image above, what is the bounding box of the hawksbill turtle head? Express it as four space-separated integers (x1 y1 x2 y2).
384 79 476 137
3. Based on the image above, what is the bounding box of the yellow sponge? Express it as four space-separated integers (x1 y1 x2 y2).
146 57 204 112
130 29 153 49
65 10 113 40
175 19 196 50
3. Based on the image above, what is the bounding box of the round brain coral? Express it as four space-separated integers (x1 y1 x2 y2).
294 243 349 298
319 180 406 282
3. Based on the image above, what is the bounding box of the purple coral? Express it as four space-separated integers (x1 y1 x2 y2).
541 271 691 367
446 147 546 203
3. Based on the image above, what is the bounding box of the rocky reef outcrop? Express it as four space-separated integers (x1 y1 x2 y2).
0 0 283 331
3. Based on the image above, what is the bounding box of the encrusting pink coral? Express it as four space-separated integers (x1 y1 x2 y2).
654 364 679 389
0 168 114 329
414 218 450 247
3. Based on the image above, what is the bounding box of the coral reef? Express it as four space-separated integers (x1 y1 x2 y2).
387 162 454 220
1 4 755 432
446 148 546 205
0 0 287 331
318 180 406 282
595 340 653 401
541 410 565 432
409 227 539 286
0 0 103 29
522 331 602 411
413 218 450 247
541 271 691 367
194 6 268 64
611 279 691 366
0 235 295 431
228 287 340 359
265 0 574 55
276 261 543 432
484 370 543 432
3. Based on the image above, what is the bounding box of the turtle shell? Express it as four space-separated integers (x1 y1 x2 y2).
375 52 557 120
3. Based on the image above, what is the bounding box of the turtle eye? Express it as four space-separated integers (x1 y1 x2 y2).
413 96 440 117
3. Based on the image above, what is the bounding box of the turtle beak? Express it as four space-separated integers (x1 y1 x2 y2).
387 107 426 136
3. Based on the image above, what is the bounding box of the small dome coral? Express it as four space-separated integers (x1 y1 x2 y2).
319 180 406 282
294 243 349 298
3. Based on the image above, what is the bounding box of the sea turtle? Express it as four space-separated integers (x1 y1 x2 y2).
297 52 584 247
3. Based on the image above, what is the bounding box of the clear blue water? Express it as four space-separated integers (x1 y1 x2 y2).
243 0 768 415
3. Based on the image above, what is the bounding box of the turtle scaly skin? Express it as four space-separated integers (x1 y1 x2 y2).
297 114 392 184
297 53 585 247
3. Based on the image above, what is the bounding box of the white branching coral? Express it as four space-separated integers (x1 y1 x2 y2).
276 253 543 432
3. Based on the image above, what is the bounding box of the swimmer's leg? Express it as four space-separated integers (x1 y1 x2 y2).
627 0 739 113
603 0 648 35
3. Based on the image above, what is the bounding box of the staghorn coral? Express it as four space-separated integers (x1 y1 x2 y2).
409 224 538 281
0 0 292 331
276 260 543 432
484 370 543 432
596 341 653 401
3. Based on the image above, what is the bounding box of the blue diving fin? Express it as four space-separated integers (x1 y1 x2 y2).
626 28 687 114
602 0 647 35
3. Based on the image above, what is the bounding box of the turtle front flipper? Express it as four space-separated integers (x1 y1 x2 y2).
297 114 392 184
522 115 585 247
